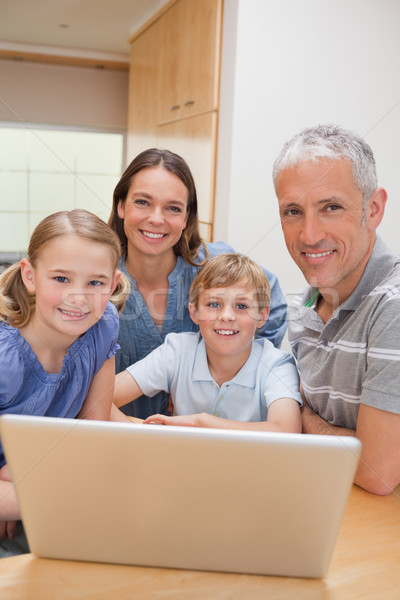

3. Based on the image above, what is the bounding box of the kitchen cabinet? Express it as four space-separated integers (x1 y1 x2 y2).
127 0 223 241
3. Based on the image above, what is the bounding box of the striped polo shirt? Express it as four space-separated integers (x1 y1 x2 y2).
288 236 400 430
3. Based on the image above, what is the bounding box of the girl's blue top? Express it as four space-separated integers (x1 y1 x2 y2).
116 242 288 418
0 301 119 468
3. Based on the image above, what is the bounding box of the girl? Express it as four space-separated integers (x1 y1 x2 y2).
108 148 288 419
0 209 129 548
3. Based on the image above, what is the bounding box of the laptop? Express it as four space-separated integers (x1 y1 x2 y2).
0 414 361 578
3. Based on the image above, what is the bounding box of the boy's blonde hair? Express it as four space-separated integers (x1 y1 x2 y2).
0 209 130 328
189 253 271 309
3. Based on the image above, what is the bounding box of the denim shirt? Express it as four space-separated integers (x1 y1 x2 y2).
116 242 287 418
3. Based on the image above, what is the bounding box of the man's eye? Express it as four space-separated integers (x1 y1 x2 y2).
325 204 341 212
284 208 301 217
55 276 68 283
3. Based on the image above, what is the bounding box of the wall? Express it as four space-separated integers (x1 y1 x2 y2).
216 0 400 303
0 59 129 130
0 59 129 255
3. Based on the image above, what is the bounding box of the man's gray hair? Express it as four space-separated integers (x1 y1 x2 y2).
272 124 378 206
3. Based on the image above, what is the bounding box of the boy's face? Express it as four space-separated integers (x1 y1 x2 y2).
189 282 269 361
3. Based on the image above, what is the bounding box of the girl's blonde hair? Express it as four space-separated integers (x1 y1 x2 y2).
189 253 271 309
0 209 130 328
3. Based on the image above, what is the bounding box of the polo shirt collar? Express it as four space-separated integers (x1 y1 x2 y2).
192 336 259 389
294 236 400 330
340 236 400 312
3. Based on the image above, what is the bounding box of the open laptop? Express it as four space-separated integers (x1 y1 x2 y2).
0 414 361 578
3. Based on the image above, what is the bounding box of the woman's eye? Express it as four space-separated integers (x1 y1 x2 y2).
135 199 149 206
54 276 68 283
168 205 183 213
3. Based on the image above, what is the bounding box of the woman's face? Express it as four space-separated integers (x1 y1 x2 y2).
117 167 189 259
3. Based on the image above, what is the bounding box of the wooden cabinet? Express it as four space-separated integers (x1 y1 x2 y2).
127 0 223 241
158 0 222 124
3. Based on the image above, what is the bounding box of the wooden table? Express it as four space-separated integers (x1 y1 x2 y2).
0 484 399 600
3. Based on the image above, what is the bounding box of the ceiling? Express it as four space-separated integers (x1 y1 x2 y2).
0 0 170 62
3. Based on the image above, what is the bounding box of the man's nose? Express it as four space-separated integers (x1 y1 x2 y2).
300 214 325 246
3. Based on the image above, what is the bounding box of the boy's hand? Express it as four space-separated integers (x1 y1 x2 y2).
143 413 212 427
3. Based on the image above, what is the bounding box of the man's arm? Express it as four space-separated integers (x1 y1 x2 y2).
301 402 400 495
301 404 355 436
354 404 400 495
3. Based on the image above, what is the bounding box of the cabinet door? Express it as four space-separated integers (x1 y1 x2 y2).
157 112 218 241
158 0 223 124
127 17 163 159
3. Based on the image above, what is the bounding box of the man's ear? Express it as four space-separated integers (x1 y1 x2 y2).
20 258 36 293
257 306 270 329
367 187 387 231
189 302 200 325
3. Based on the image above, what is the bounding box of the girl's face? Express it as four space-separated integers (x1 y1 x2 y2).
117 167 189 259
21 235 119 344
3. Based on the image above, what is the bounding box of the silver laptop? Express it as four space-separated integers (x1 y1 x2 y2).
0 414 361 578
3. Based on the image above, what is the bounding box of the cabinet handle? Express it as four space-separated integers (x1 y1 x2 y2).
170 105 180 111
184 100 195 106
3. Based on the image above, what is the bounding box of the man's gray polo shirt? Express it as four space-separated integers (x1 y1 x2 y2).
288 236 400 430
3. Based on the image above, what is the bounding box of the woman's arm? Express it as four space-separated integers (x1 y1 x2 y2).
144 397 302 433
77 356 116 420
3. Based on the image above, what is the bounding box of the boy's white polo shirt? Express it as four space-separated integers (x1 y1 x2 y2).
127 332 301 421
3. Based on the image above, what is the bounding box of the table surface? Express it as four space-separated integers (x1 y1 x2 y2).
0 484 399 600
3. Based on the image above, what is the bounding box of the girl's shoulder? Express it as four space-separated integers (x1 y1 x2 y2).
0 321 24 358
0 323 28 398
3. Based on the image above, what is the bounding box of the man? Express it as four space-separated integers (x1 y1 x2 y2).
273 124 400 495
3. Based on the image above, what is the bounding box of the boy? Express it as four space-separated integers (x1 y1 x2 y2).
113 254 302 432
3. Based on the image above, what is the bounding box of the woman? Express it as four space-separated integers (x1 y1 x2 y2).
108 148 287 418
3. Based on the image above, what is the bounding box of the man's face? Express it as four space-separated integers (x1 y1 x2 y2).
276 158 377 305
